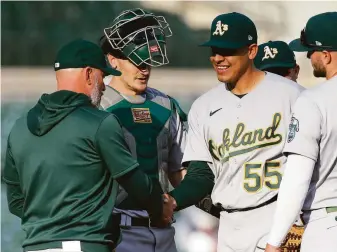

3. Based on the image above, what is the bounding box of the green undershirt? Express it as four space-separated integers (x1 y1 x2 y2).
169 161 215 210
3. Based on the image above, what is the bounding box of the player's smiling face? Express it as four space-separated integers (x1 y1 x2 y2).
210 45 256 84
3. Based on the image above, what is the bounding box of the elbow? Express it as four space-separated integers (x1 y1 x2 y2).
197 169 215 193
205 180 215 194
7 198 24 219
8 204 23 218
198 179 214 198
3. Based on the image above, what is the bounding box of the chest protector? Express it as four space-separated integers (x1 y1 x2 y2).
100 86 183 210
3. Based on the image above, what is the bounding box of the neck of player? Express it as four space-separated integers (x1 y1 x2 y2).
229 67 265 95
326 69 337 80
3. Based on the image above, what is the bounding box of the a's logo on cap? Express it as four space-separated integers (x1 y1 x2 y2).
213 21 229 36
55 62 60 68
150 45 159 53
315 41 322 46
262 46 278 61
248 35 253 41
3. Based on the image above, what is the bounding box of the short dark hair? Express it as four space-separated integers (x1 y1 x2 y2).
99 35 126 59
264 67 291 77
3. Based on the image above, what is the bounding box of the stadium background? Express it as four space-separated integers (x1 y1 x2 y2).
1 1 336 252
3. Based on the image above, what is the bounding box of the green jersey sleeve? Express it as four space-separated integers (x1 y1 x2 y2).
95 114 139 178
3 139 24 218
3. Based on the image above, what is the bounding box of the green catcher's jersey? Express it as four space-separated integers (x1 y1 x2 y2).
100 86 187 212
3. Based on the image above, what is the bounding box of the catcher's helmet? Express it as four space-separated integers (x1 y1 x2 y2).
103 8 172 67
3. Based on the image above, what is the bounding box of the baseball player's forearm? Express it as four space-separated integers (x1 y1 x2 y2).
167 168 187 188
168 161 214 211
5 183 24 218
268 154 315 247
116 167 164 221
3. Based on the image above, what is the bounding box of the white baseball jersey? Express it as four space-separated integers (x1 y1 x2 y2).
284 75 337 210
183 73 303 209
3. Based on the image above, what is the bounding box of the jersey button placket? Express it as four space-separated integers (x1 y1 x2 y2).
236 103 241 120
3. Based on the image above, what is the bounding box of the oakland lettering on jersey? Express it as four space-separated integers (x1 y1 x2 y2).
209 113 283 163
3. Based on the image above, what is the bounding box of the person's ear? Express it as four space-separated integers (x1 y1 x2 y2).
248 44 258 60
85 67 93 85
107 54 119 69
321 50 332 66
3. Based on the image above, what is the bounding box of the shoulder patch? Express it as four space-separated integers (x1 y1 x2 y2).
287 116 299 142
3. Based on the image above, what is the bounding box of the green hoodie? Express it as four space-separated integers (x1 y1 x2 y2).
27 90 91 136
3 90 141 252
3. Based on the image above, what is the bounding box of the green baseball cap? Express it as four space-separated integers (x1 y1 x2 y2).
54 39 121 76
201 12 257 49
289 12 337 52
254 41 296 70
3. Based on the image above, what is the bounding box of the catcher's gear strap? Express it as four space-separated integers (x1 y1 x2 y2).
195 194 221 218
168 96 187 122
280 224 304 252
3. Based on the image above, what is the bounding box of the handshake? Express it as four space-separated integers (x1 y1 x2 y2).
150 194 177 228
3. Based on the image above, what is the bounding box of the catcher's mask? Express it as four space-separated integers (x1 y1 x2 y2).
104 8 172 67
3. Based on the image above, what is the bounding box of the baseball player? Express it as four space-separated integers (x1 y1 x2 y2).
254 40 300 82
266 11 337 252
2 39 174 252
169 12 304 252
99 8 187 252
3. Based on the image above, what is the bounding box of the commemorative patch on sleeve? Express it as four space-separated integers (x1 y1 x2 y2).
287 116 299 142
131 108 152 123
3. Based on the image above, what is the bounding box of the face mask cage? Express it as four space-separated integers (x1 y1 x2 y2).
103 8 172 67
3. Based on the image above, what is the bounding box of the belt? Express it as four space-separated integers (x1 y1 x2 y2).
326 206 337 213
301 206 337 225
114 213 154 228
218 194 278 213
129 217 152 227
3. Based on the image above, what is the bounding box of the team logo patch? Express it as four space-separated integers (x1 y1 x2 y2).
150 45 159 53
131 108 152 123
212 21 229 36
262 46 278 61
287 116 299 142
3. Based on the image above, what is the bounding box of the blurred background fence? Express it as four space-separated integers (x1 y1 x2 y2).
2 1 337 252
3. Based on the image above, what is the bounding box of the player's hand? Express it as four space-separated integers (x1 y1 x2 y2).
264 244 281 252
162 193 177 216
161 194 177 225
150 194 176 228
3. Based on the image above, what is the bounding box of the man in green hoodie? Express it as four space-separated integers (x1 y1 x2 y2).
3 39 176 252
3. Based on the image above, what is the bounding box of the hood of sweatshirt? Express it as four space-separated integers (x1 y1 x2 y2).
27 90 92 136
